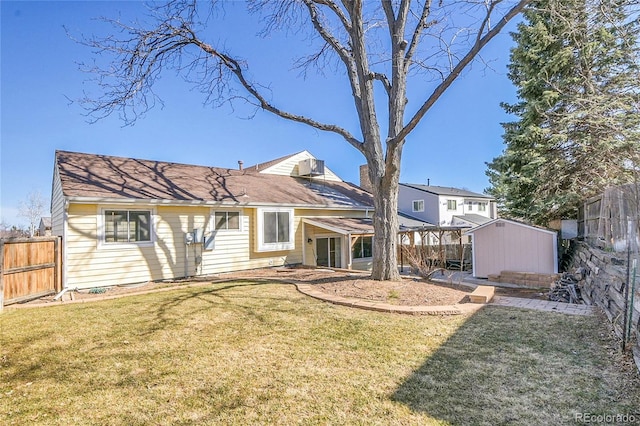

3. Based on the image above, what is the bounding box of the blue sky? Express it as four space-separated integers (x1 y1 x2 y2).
1 1 520 228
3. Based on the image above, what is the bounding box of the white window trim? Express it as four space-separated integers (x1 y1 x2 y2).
412 200 424 212
97 206 156 249
256 207 295 252
210 209 244 233
447 199 457 211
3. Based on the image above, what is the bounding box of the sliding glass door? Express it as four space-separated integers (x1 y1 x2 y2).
316 237 342 268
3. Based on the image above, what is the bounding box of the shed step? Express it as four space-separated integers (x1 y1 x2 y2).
468 285 495 304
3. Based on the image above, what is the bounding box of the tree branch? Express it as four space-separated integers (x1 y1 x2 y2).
312 0 352 33
302 0 354 69
394 0 530 145
404 0 433 69
189 35 364 151
371 72 392 95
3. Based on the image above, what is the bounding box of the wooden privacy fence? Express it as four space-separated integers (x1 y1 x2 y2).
579 184 640 252
0 237 62 310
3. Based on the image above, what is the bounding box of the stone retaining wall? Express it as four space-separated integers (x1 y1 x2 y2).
571 242 640 372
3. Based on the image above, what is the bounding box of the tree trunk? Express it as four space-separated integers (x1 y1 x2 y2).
369 151 402 281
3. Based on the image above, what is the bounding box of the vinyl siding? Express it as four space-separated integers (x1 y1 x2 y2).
437 196 465 226
65 204 201 289
471 221 557 278
398 185 439 224
64 203 369 288
259 151 342 182
50 168 65 236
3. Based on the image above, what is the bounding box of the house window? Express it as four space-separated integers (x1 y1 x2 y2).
214 211 240 230
447 200 457 210
104 210 151 243
478 203 487 212
466 201 473 211
352 236 373 259
257 208 294 251
412 200 424 212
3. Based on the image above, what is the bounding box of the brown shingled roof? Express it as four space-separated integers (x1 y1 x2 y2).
55 150 373 208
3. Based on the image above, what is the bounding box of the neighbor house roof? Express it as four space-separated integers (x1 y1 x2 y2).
55 150 373 209
398 212 435 228
39 217 52 228
400 183 493 199
453 214 493 226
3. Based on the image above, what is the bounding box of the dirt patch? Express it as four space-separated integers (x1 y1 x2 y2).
312 278 470 306
19 267 548 307
217 268 472 306
494 286 549 300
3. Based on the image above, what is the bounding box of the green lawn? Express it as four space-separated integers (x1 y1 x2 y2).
1 281 638 425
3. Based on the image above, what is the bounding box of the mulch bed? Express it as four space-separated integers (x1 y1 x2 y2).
18 267 548 307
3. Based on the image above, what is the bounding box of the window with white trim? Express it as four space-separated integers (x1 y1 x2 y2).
213 211 240 231
352 236 373 259
447 200 457 210
412 200 424 212
104 210 151 243
478 203 487 212
257 208 294 251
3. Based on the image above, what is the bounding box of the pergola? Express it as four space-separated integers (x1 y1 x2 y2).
398 224 472 272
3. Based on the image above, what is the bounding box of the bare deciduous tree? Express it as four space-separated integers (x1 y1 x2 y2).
18 190 45 237
77 0 529 280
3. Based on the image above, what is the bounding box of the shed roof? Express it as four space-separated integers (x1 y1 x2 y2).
465 218 557 236
55 150 373 209
398 212 435 228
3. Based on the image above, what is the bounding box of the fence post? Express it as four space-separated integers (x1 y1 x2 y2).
0 240 5 313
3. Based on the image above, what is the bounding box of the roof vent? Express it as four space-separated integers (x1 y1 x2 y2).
298 159 325 177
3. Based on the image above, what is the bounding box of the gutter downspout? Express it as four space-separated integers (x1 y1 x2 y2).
53 286 78 301
62 199 69 289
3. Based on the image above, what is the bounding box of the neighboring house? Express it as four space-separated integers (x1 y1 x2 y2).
52 150 381 289
398 183 496 227
397 183 496 246
465 218 558 278
38 217 52 236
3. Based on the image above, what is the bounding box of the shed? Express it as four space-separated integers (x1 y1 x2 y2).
466 218 558 278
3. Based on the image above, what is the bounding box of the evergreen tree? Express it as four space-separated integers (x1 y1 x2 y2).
487 0 640 225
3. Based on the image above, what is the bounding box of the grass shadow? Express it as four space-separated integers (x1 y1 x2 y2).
391 306 640 425
139 279 306 336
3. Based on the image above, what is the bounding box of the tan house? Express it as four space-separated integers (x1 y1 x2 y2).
51 150 378 289
466 218 558 279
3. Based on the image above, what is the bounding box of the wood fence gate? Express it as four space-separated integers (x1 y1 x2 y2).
0 237 62 310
